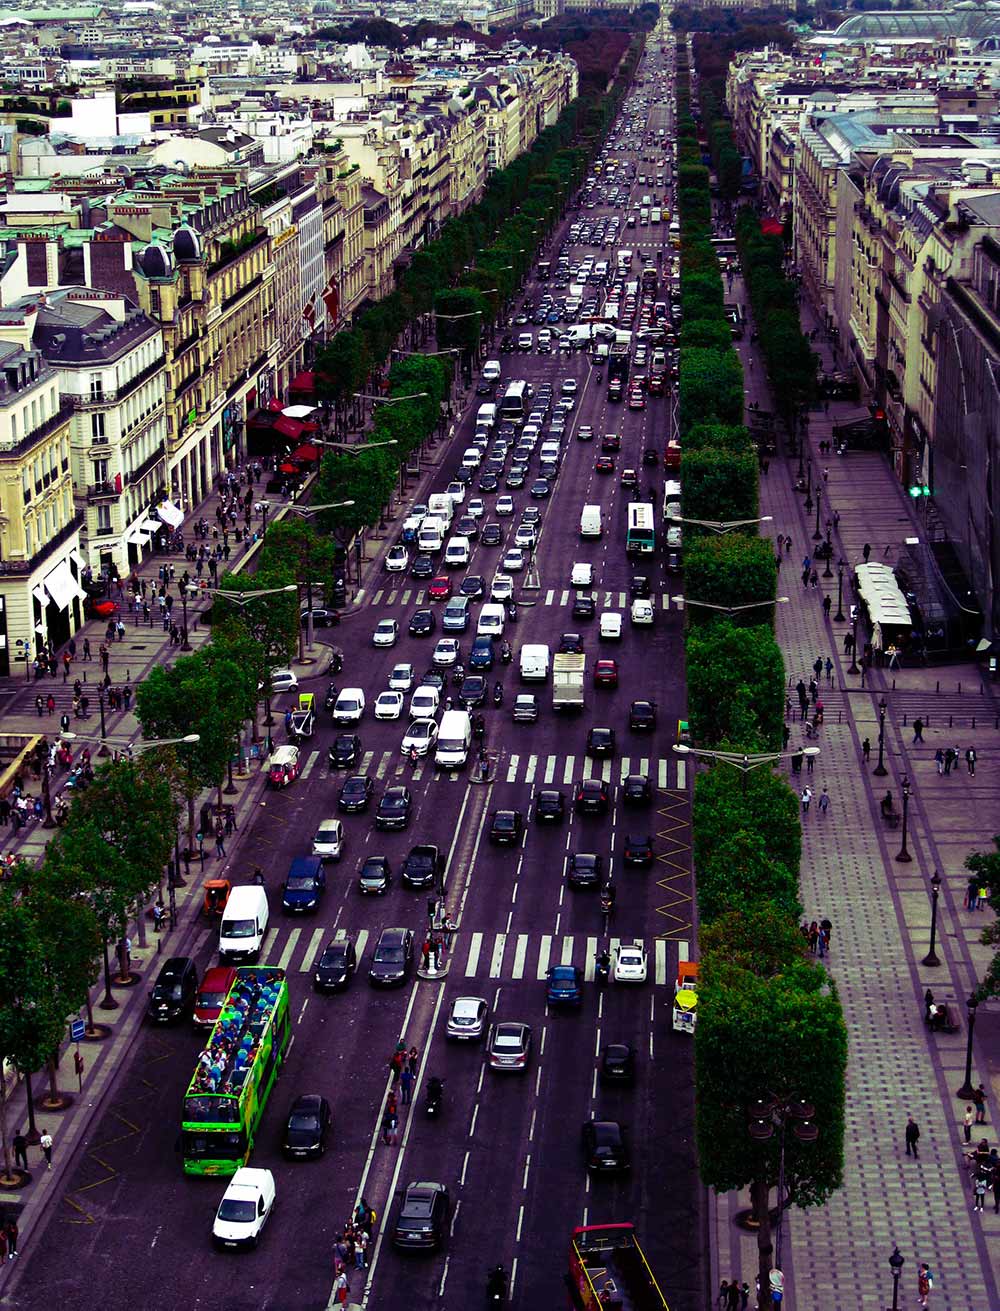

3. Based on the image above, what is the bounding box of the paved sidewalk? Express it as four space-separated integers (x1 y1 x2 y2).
709 278 1000 1310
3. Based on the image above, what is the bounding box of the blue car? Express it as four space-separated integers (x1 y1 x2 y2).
469 637 495 670
546 965 583 1008
281 856 326 913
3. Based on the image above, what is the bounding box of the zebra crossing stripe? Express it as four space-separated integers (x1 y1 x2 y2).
371 589 383 605
544 756 556 783
506 754 519 783
655 939 668 986
356 589 366 603
678 939 689 963
387 590 398 605
661 593 670 609
640 757 650 776
562 756 575 785
584 936 599 981
301 750 320 780
658 758 668 789
489 933 506 978
301 928 325 972
560 590 570 606
512 934 529 979
401 589 411 605
524 755 537 785
465 932 483 977
560 935 574 966
677 758 686 789
277 928 300 972
545 589 555 605
536 935 552 980
360 751 375 774
603 591 613 607
375 750 392 779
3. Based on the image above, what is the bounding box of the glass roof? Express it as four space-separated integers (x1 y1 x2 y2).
833 6 1000 41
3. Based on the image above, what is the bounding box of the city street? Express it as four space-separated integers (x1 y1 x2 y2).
7 40 705 1311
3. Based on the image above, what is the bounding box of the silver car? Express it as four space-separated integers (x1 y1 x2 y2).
487 1021 532 1072
446 996 488 1041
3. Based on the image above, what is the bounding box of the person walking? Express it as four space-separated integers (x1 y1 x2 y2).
824 657 833 684
12 1131 28 1172
822 593 832 617
716 1282 730 1309
917 1262 933 1307
993 1161 1000 1215
214 819 226 859
913 717 924 743
862 737 871 764
818 787 830 817
40 1129 53 1169
354 1225 368 1270
935 748 945 776
801 786 812 815
399 1066 413 1106
726 1280 740 1311
905 1116 920 1158
5 1217 18 1260
973 1172 988 1213
82 637 91 661
862 542 872 562
966 746 977 776
963 1106 974 1145
972 1083 987 1124
944 747 955 776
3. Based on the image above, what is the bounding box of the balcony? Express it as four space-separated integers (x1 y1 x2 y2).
0 401 73 459
87 480 121 503
0 511 84 576
66 356 166 409
124 442 166 488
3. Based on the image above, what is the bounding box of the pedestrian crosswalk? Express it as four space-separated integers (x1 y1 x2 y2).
363 587 675 612
322 748 681 789
190 924 687 987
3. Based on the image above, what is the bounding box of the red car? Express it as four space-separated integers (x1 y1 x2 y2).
628 390 646 411
428 576 452 601
601 433 621 452
595 456 614 474
594 659 619 688
87 598 120 619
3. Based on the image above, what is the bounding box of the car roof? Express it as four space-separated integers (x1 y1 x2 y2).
452 996 486 1015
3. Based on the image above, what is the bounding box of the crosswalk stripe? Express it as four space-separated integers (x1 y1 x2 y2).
506 754 519 783
489 933 506 978
677 758 686 789
560 590 570 606
387 590 398 605
658 758 668 789
301 750 320 780
277 928 300 971
603 591 613 607
536 934 552 980
465 932 483 977
562 755 575 785
415 589 425 604
360 751 375 773
560 935 574 966
582 757 594 779
678 938 689 963
601 760 611 783
401 589 412 605
524 754 537 784
618 591 627 607
584 936 598 981
302 928 326 971
655 939 668 986
544 755 556 783
356 588 367 603
375 750 392 779
621 757 631 778
545 589 555 605
512 934 529 979
372 588 384 605
661 593 670 609
673 594 684 611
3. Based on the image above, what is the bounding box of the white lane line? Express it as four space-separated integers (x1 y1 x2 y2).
658 758 668 789
536 934 552 979
655 939 668 986
560 935 574 965
563 755 575 785
512 934 529 979
489 933 507 978
464 932 483 977
600 760 611 782
301 750 320 780
301 927 325 971
277 928 300 971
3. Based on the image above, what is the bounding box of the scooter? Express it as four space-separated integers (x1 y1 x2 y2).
493 682 504 707
425 1076 444 1119
595 951 611 985
486 1265 508 1306
499 640 512 665
506 601 518 623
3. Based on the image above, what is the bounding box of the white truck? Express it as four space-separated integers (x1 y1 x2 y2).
552 653 585 711
519 643 550 682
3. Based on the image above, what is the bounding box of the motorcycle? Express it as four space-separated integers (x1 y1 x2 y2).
493 681 504 707
486 1266 508 1306
506 601 518 623
595 951 611 985
425 1076 444 1119
499 640 512 665
472 714 486 742
453 664 465 687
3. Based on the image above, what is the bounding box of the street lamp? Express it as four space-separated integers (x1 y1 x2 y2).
665 513 773 535
956 992 980 1100
848 602 860 675
896 772 913 862
746 1094 818 1277
673 595 789 619
835 558 846 622
209 584 297 743
873 696 889 777
352 390 429 404
674 743 819 795
887 1246 904 1311
288 501 356 657
180 583 192 652
804 460 813 512
813 487 823 541
923 871 942 967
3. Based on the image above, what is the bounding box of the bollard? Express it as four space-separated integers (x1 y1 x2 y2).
949 715 953 727
936 681 940 693
972 717 976 730
903 714 908 726
892 678 896 690
958 682 962 695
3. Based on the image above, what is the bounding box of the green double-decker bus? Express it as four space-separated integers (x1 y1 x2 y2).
181 966 291 1177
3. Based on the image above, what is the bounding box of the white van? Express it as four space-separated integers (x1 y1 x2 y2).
427 494 454 528
444 536 471 569
461 447 482 470
539 441 561 466
477 602 506 638
482 359 501 383
520 643 550 682
580 505 602 538
219 885 269 962
418 522 444 555
434 709 472 770
651 207 662 224
631 599 654 626
600 611 623 641
477 403 497 429
663 479 682 521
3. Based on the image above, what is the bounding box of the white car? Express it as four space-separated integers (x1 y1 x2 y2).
388 663 414 692
409 686 441 719
432 638 460 668
446 481 466 504
212 1168 275 1250
599 611 623 640
631 599 654 626
373 619 399 647
571 562 593 588
401 719 439 757
446 995 489 1040
490 574 514 602
502 548 526 573
312 818 344 862
374 690 405 721
467 498 486 520
514 524 536 549
614 941 648 984
269 668 298 695
332 689 365 724
385 545 409 573
561 378 578 395
496 495 515 517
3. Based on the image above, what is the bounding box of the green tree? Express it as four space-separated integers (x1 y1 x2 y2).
697 829 801 925
693 761 801 876
435 288 489 362
258 519 339 656
685 422 753 454
681 448 759 531
679 346 744 431
684 535 776 627
687 621 785 750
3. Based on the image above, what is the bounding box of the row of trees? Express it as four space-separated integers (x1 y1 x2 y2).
676 40 847 1311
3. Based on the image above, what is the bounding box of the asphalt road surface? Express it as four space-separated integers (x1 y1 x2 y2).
10 38 704 1311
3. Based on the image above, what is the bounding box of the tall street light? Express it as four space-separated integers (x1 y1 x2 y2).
287 501 355 657
674 743 820 795
896 773 913 863
923 871 942 967
956 993 980 1100
848 602 860 675
887 1246 904 1311
873 696 889 777
673 595 789 619
665 513 773 535
835 558 846 622
746 1093 818 1304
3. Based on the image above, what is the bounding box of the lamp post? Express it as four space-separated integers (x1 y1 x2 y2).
923 871 942 966
180 584 192 652
896 772 912 862
823 528 834 577
672 596 789 620
848 601 860 675
746 1093 818 1304
887 1246 904 1311
813 488 823 541
804 461 813 512
287 501 356 658
666 513 773 535
956 992 980 1100
835 558 846 622
873 697 889 776
674 743 820 796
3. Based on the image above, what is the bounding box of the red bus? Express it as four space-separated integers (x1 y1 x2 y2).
567 1222 670 1310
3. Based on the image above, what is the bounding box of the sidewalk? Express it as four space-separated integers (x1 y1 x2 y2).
709 275 1000 1309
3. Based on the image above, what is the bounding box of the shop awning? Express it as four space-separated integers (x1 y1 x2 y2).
267 396 285 412
282 404 318 420
126 517 157 545
32 584 47 607
279 461 299 475
156 500 184 529
273 415 306 441
44 559 82 612
69 548 85 571
291 443 321 463
856 563 911 628
289 370 316 394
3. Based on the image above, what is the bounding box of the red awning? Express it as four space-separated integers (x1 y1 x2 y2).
279 462 299 474
761 218 784 236
289 370 317 393
267 396 284 412
291 443 321 463
273 415 306 440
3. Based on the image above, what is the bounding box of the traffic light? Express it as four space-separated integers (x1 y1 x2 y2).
909 483 931 499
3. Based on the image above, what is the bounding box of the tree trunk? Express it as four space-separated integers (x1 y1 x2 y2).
46 1050 59 1104
186 793 196 854
751 1176 774 1311
0 1067 11 1181
84 988 95 1033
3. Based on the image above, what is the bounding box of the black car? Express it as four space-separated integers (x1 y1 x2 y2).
480 523 503 547
558 632 584 654
459 675 488 708
490 809 524 846
567 852 603 889
283 1093 331 1159
586 727 616 758
460 576 485 599
572 593 596 620
581 1119 631 1173
339 774 375 813
329 734 363 770
630 575 651 599
392 1181 450 1251
358 854 392 895
479 473 500 494
535 789 566 823
642 446 659 466
410 555 435 580
300 608 340 628
147 956 198 1024
421 670 446 692
456 516 479 540
408 609 436 637
506 468 526 490
313 936 357 991
628 700 657 731
500 334 515 353
622 773 652 806
475 380 494 396
401 844 442 891
530 478 551 498
623 833 654 867
369 927 414 987
575 778 610 815
376 785 412 831
600 1043 636 1085
468 636 494 670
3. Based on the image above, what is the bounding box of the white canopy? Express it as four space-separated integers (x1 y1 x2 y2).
282 404 318 420
44 559 84 612
856 563 911 628
156 500 183 529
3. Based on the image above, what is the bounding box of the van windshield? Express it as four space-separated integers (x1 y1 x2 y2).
223 918 256 939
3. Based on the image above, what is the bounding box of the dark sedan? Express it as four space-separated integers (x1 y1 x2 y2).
534 789 565 823
558 632 584 654
338 774 374 813
459 675 488 708
369 927 413 987
401 844 442 891
410 555 435 580
328 734 362 770
628 699 657 732
586 727 616 758
283 1093 331 1159
468 637 495 670
480 523 503 547
408 609 436 637
460 575 486 599
572 593 596 620
313 936 357 991
357 854 392 895
300 608 339 628
581 1119 630 1173
623 833 654 867
575 778 610 815
622 774 652 806
375 786 412 831
490 809 523 846
567 852 603 889
600 1043 636 1085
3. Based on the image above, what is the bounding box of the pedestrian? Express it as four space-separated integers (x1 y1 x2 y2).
913 717 924 743
153 903 165 933
844 631 854 656
917 1262 933 1307
34 694 43 717
717 1282 730 1310
354 1226 368 1269
40 1129 53 1169
83 637 91 661
813 656 823 680
12 1131 28 1172
214 819 226 859
972 1083 987 1124
963 1106 974 1144
993 1162 1000 1214
862 542 871 562
776 533 784 552
5 1218 17 1260
801 566 810 588
400 1066 413 1105
944 747 955 776
739 1283 750 1310
935 748 945 776
46 693 55 716
781 723 790 750
966 877 980 910
800 785 812 815
822 593 831 617
332 1269 350 1306
966 746 977 776
924 988 935 1022
791 750 803 775
810 568 819 589
861 737 871 764
224 807 236 836
818 787 830 816
973 1171 988 1212
905 1116 920 1158
0 1226 7 1266
824 657 833 684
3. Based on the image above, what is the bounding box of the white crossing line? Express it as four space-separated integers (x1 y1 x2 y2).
356 588 367 604
511 934 529 980
673 594 684 611
465 932 483 977
677 759 686 788
562 755 575 785
300 750 320 780
524 755 537 785
620 757 631 779
387 590 397 605
375 750 393 779
603 591 614 607
277 928 301 972
354 929 370 965
655 939 668 986
371 589 384 606
658 758 668 789
582 757 594 779
489 933 507 978
301 927 326 972
661 593 670 610
545 589 555 606
601 760 612 783
536 934 552 980
617 591 627 608
560 935 574 966
260 930 282 965
415 590 425 604
360 751 375 774
544 755 556 783
401 589 412 605
559 590 570 606
678 938 690 963
506 754 519 783
584 936 599 981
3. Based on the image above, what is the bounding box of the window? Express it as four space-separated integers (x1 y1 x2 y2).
91 412 106 441
89 373 104 401
96 504 112 531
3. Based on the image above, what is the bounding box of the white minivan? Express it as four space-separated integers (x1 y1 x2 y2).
444 536 471 569
434 709 472 770
580 505 602 538
219 885 269 962
477 403 497 429
477 603 506 638
482 359 501 383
